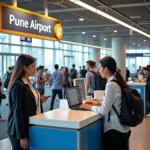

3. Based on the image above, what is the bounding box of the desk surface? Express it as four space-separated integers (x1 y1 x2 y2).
128 81 147 86
29 109 102 129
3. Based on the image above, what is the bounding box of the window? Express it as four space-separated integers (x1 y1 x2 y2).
45 49 53 72
11 46 21 53
32 38 42 47
11 35 20 44
44 40 53 48
0 33 9 43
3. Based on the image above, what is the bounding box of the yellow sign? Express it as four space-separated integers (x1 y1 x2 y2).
0 3 63 41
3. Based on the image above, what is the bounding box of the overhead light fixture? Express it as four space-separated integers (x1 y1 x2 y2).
82 32 86 34
114 30 118 33
144 40 146 42
79 18 84 21
138 44 140 47
93 35 96 37
61 40 112 50
130 16 141 19
68 0 150 38
133 43 135 45
104 38 107 40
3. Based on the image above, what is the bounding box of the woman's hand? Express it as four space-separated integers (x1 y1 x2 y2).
41 95 48 103
20 138 28 149
80 104 92 110
84 100 101 106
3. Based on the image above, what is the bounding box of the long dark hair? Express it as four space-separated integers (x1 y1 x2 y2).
100 56 129 89
64 67 69 76
8 54 36 90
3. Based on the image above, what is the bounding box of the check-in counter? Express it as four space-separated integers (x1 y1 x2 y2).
128 82 147 114
29 109 103 150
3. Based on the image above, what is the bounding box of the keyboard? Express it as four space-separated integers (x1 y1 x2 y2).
71 107 89 111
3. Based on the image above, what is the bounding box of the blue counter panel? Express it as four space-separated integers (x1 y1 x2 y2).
29 119 103 150
79 120 103 150
29 127 78 150
130 85 145 100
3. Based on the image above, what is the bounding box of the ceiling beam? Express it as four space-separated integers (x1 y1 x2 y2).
63 24 120 29
36 2 150 14
109 2 150 8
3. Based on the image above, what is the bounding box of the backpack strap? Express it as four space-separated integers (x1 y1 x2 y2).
108 79 122 122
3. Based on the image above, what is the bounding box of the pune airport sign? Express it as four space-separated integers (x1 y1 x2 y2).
0 3 63 40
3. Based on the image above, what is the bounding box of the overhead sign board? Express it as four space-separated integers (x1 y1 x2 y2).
0 3 63 41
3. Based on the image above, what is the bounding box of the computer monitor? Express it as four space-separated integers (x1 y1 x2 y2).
65 86 82 107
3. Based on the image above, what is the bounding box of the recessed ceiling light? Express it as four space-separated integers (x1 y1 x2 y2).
130 16 141 19
82 32 86 34
138 44 140 46
93 35 96 37
144 40 146 42
114 30 118 33
104 38 107 41
133 43 135 45
79 18 84 21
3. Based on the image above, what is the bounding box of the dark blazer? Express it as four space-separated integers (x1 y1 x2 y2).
7 79 39 140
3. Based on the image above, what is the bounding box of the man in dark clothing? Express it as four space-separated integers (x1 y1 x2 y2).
70 64 78 84
126 67 130 82
137 66 141 73
80 66 87 78
3 66 12 89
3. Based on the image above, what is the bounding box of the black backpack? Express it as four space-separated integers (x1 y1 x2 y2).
3 72 12 89
89 71 107 90
70 69 77 79
110 80 144 127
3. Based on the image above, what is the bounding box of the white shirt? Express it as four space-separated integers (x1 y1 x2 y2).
22 78 41 114
91 75 130 133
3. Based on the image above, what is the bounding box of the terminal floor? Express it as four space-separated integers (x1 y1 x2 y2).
0 88 150 150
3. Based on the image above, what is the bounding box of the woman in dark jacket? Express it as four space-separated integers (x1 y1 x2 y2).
7 54 48 150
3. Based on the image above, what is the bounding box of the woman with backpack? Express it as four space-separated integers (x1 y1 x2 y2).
80 56 131 150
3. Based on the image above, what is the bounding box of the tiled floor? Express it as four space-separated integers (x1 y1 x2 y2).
0 117 150 150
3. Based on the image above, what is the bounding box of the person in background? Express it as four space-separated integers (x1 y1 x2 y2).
142 67 150 106
137 66 141 73
36 66 47 112
79 66 82 77
70 64 78 84
7 54 48 150
126 67 130 82
138 67 145 76
81 56 131 150
60 66 64 74
50 64 64 110
0 78 5 121
35 66 47 96
43 69 51 87
3 66 13 105
63 67 72 98
85 60 96 97
80 66 87 78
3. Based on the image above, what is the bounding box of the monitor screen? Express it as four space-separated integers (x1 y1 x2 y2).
65 87 82 107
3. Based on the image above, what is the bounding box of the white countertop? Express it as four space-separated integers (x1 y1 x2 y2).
29 109 102 129
128 81 147 86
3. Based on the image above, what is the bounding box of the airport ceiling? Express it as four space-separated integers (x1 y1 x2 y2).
0 0 150 49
